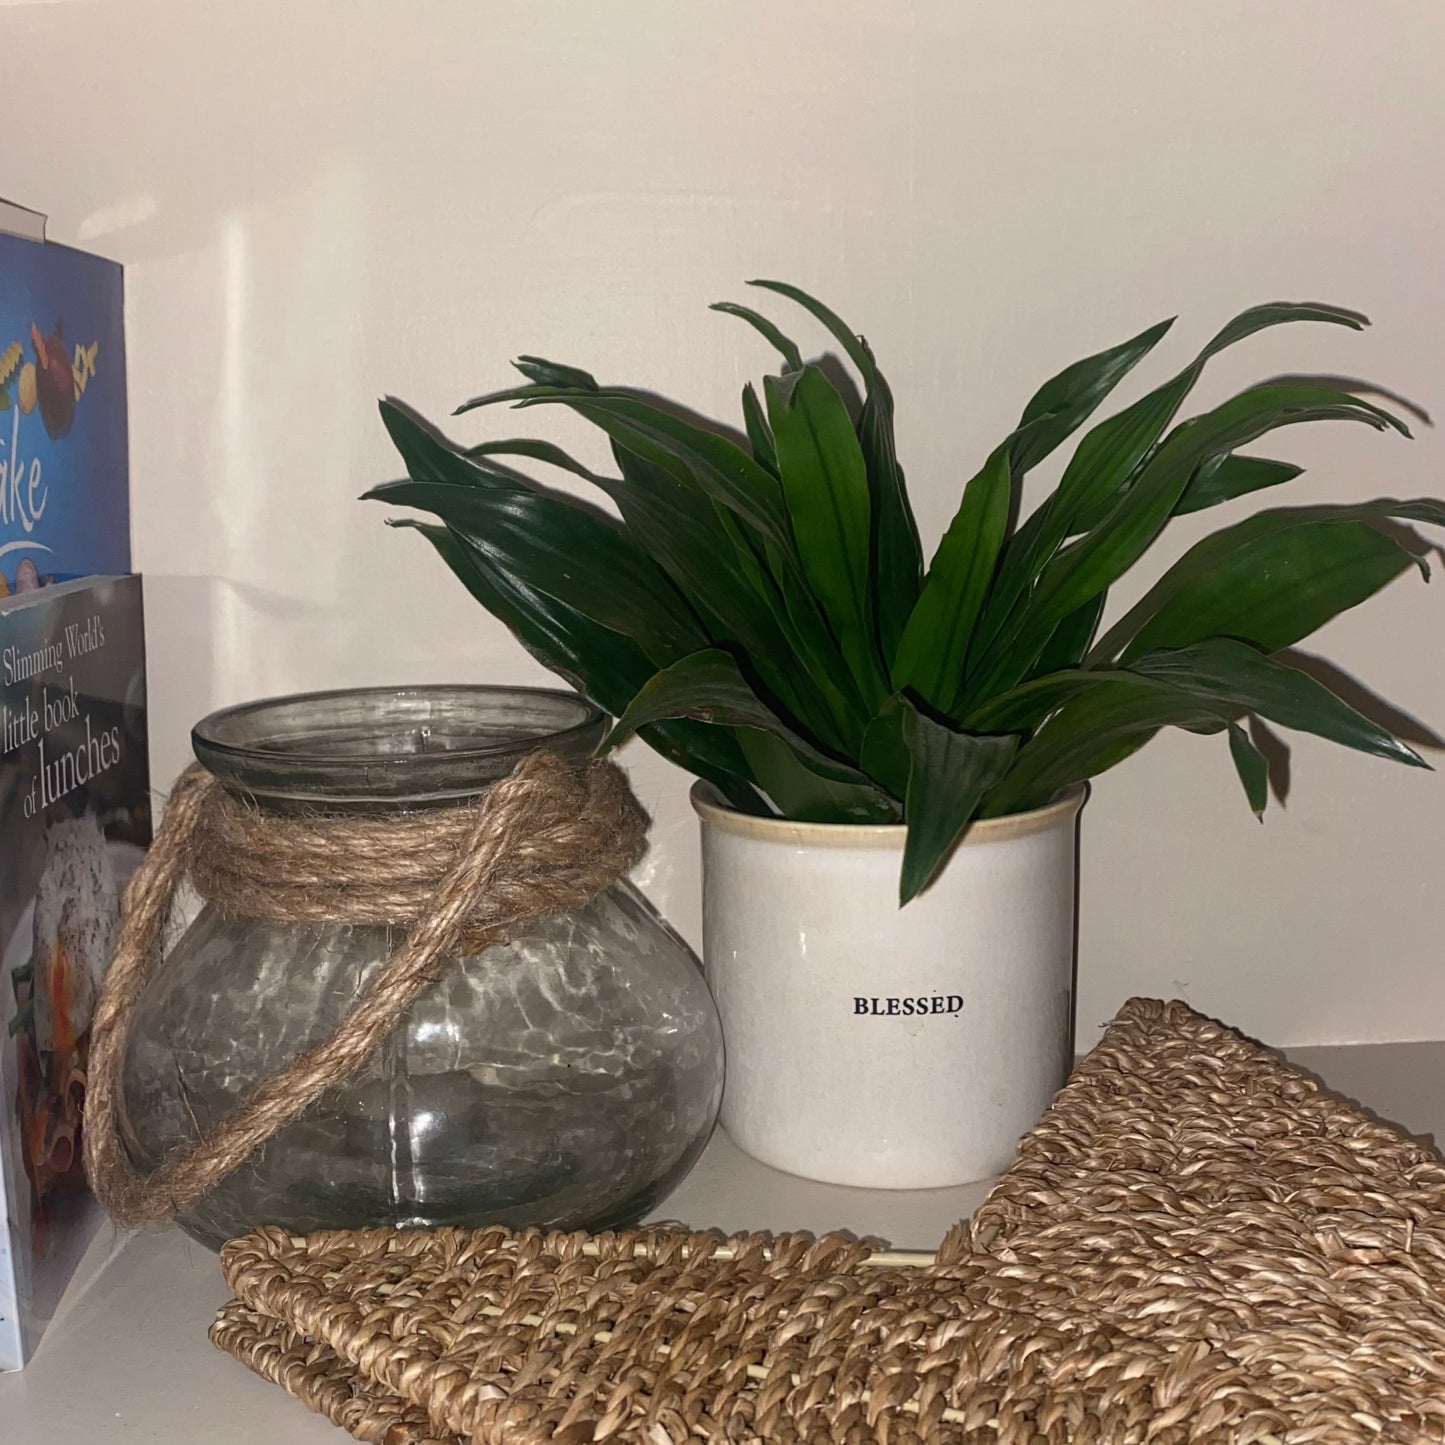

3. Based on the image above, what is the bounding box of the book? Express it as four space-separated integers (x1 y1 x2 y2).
0 216 130 594
0 574 150 1370
0 201 46 245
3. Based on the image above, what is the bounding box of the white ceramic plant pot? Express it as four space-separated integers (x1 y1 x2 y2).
692 783 1085 1189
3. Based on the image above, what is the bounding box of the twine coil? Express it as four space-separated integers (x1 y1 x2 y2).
83 750 647 1229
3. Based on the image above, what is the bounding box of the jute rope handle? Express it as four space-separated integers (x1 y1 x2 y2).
84 750 647 1229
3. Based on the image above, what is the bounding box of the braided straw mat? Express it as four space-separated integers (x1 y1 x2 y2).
210 998 1445 1444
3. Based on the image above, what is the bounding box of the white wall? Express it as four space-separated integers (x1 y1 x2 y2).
6 0 1444 1048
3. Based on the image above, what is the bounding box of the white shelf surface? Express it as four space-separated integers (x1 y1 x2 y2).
2 1040 1441 1443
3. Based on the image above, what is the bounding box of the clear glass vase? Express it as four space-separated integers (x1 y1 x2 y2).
118 686 723 1250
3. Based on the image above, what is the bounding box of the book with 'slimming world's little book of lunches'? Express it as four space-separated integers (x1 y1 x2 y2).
0 574 150 1370
0 200 131 596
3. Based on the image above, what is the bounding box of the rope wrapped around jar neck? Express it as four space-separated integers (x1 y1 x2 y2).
83 750 648 1229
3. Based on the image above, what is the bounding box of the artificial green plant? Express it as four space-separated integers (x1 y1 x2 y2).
368 284 1443 902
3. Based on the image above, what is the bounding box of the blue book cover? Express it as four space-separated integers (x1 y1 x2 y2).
0 575 149 1370
0 233 130 595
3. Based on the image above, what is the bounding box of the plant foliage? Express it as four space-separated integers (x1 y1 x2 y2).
369 286 1443 902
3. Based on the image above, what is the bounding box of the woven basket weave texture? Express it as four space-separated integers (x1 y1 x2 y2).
211 998 1445 1443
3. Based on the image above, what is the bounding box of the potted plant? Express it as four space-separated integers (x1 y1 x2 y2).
369 283 1443 1189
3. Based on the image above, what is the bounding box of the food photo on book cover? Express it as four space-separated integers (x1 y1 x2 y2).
0 579 149 1317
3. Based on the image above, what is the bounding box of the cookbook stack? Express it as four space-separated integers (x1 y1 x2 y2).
0 197 150 1371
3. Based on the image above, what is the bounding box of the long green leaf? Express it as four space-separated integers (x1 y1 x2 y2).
969 386 1416 703
746 282 923 661
984 675 1232 816
1200 301 1367 357
977 304 1377 656
380 399 530 494
393 520 760 806
601 649 890 802
710 302 803 372
1175 455 1304 516
366 477 708 666
1011 316 1175 473
960 323 1184 675
1092 500 1444 664
898 344 1149 685
859 695 914 800
710 505 867 751
1047 380 1404 628
415 519 649 706
556 394 790 545
860 695 1021 901
454 381 566 413
599 443 844 746
857 358 924 659
892 443 1011 711
741 383 778 474
457 381 791 545
747 279 872 373
751 283 924 660
512 355 599 390
374 402 711 664
967 451 1197 704
899 718 1020 903
737 729 899 823
1054 376 1195 531
599 443 759 631
758 535 871 750
461 437 605 483
765 366 885 706
1128 639 1427 768
1228 723 1270 819
894 702 1021 904
962 669 1106 734
1031 593 1107 678
970 380 1191 664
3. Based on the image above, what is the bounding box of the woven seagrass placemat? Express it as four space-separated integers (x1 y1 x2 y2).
210 998 1445 1443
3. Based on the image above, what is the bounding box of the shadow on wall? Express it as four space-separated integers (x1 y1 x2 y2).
1259 648 1445 808
1246 652 1444 812
1283 1049 1440 1158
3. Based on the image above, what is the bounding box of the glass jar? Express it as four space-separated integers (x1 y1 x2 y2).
118 686 724 1250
